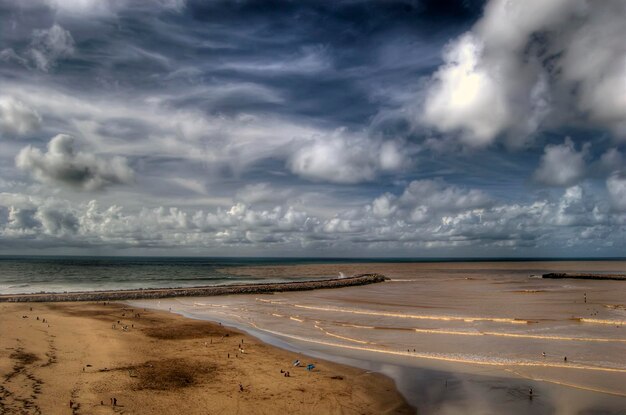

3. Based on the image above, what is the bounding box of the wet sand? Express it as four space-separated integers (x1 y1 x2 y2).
0 301 411 415
133 261 626 414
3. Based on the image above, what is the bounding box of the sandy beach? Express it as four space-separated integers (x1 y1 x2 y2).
0 301 412 415
2 261 625 414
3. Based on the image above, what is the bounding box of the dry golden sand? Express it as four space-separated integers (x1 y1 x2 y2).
0 302 412 415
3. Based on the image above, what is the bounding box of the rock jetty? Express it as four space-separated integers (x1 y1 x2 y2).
0 273 388 303
542 273 626 281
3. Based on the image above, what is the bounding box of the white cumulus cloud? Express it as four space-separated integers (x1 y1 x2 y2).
288 129 407 184
421 0 626 145
422 34 511 146
15 134 134 191
606 174 626 212
534 138 588 187
0 96 41 136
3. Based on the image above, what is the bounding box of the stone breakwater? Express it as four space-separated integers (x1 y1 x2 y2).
542 273 626 281
0 274 388 303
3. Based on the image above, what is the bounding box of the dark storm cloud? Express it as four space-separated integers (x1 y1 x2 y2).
0 0 471 122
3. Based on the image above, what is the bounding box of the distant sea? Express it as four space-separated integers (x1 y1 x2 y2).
0 256 345 294
0 256 623 295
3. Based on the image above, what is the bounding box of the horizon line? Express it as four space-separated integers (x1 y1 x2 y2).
0 255 624 262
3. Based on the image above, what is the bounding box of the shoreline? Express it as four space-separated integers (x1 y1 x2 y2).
0 273 386 302
0 300 413 414
138 298 626 414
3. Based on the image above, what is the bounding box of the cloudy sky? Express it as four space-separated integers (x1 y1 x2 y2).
0 0 625 257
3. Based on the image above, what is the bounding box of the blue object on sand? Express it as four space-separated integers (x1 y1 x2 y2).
306 364 315 371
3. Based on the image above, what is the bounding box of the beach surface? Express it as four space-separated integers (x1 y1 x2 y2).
0 301 412 415
131 261 626 414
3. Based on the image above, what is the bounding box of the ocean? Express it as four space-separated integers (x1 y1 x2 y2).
0 256 353 294
2 255 623 295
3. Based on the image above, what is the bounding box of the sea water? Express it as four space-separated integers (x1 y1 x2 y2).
0 256 356 294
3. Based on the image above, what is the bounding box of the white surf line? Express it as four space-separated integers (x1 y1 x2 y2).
410 328 626 343
337 323 376 329
504 368 626 398
244 321 626 375
314 323 373 345
193 302 229 308
579 318 626 326
293 304 529 324
255 298 286 305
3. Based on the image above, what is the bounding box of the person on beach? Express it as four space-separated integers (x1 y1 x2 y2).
114 397 117 406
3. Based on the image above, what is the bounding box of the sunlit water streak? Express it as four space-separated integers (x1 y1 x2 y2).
240 318 626 374
580 318 626 326
293 304 531 324
410 328 626 343
252 302 625 343
189 299 626 373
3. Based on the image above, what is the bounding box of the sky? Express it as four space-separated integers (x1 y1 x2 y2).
0 0 624 257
